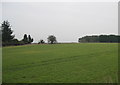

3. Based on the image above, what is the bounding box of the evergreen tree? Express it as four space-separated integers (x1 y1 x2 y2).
1 21 14 42
22 34 28 44
31 38 33 43
28 35 32 44
28 35 33 44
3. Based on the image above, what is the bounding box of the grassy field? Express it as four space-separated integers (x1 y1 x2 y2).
2 43 118 83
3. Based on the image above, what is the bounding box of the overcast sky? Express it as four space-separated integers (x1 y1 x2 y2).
2 1 118 43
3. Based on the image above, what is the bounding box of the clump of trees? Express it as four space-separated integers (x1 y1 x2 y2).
47 35 57 44
38 39 45 44
22 34 33 44
78 35 120 43
38 35 57 44
1 21 34 46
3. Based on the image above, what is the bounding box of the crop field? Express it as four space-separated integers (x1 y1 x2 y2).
2 43 118 83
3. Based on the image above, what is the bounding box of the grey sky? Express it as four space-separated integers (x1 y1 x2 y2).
2 2 118 43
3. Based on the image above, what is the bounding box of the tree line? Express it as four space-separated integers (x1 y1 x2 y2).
1 20 120 46
1 21 57 46
78 35 120 43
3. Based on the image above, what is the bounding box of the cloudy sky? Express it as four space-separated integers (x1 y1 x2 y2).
2 1 118 43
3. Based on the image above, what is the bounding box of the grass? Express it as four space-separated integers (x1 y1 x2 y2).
2 43 118 83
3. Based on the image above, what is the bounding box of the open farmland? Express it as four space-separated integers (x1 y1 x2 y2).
2 43 118 83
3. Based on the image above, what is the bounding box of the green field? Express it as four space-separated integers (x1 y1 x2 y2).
3 43 118 83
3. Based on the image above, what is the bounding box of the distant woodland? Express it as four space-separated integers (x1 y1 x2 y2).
78 35 120 43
